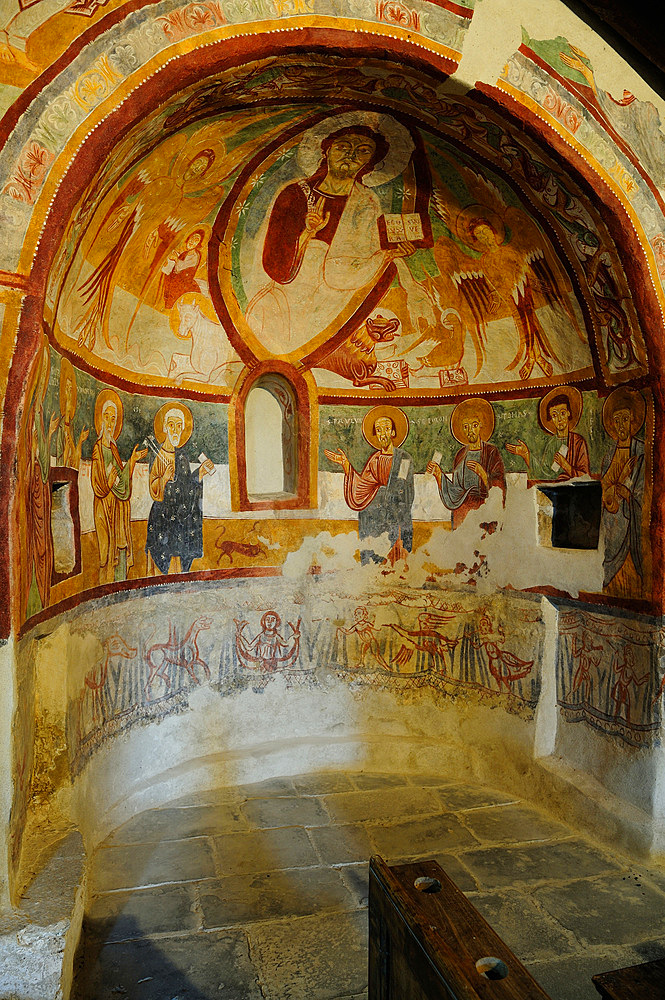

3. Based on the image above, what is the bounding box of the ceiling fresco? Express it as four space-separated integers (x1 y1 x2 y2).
45 55 648 400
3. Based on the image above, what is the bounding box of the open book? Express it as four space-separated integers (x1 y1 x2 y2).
378 212 433 250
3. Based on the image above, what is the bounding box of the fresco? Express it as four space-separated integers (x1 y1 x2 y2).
14 343 654 630
44 56 648 400
557 607 662 748
60 584 542 774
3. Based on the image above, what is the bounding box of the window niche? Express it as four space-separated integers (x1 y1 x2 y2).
233 367 316 511
49 467 81 584
536 481 602 550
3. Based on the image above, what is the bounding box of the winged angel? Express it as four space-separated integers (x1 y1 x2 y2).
65 115 283 356
416 158 585 381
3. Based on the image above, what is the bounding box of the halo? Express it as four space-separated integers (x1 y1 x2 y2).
59 357 77 419
154 400 193 446
602 387 646 440
172 122 228 191
296 112 415 187
538 385 583 435
450 397 495 445
362 405 409 449
456 204 506 250
94 388 123 438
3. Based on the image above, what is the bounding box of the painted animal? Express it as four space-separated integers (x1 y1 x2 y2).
144 616 212 699
317 315 401 390
215 522 267 565
82 634 137 724
168 300 236 384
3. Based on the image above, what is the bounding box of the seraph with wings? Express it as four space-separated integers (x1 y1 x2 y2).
417 158 586 380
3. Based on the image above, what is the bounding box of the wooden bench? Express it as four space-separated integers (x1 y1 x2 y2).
592 958 665 999
368 855 553 999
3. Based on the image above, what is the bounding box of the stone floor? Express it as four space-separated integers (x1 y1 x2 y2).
73 771 665 1000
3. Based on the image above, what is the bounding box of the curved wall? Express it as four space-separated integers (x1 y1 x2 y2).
3 0 665 900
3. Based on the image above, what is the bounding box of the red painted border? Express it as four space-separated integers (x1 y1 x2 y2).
518 44 665 220
18 565 281 638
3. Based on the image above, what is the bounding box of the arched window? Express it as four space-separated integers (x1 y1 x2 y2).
245 376 297 499
231 364 316 511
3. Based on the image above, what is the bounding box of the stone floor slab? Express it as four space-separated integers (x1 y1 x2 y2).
534 874 665 945
213 826 319 876
200 866 355 926
461 839 619 890
460 804 571 845
322 787 439 824
308 824 374 865
74 929 263 1000
526 947 642 1000
91 838 217 892
366 813 479 858
104 804 249 845
436 784 519 811
249 910 368 1000
241 794 330 829
337 862 369 908
351 773 410 790
292 773 355 795
468 888 575 961
85 883 200 943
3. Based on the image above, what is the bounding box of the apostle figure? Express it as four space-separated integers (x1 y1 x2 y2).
245 116 420 354
427 398 505 529
600 388 646 598
505 386 590 482
146 402 214 575
23 341 59 616
56 357 88 469
91 389 146 585
325 405 414 564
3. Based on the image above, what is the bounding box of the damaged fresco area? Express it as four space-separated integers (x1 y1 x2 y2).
557 606 663 748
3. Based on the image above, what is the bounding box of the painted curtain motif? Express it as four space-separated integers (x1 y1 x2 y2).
62 585 542 774
558 608 662 747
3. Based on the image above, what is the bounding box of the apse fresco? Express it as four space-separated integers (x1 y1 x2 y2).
15 341 654 629
46 56 647 401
